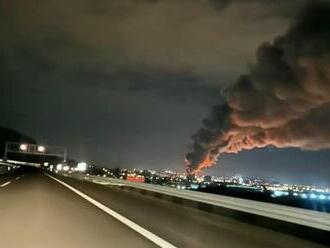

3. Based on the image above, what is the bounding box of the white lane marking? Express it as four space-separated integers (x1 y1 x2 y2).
0 181 11 187
45 173 176 248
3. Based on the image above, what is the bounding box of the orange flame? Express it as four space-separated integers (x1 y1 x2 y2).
191 152 216 174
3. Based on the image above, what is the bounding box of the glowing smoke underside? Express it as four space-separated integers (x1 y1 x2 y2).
186 1 330 174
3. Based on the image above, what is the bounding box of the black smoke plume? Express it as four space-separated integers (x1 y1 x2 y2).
186 1 330 174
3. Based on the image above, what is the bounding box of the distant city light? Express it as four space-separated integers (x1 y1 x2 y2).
43 162 49 166
176 185 186 190
310 193 317 199
319 194 326 200
37 146 45 152
301 193 308 199
56 164 63 171
63 165 69 171
273 191 285 197
20 144 27 151
190 184 199 190
77 162 87 172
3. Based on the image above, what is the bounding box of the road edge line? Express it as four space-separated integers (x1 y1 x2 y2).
45 173 176 248
0 181 11 187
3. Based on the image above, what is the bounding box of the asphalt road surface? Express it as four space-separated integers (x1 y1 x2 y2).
0 171 327 248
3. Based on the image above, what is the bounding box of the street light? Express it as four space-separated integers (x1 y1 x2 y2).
20 144 27 151
37 145 46 153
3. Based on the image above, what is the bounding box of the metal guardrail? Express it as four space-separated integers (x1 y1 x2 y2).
65 173 330 232
0 160 40 168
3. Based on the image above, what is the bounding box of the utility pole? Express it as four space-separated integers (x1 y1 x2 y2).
63 147 67 163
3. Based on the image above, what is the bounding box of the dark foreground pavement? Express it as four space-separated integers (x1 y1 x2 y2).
0 171 327 248
0 172 156 248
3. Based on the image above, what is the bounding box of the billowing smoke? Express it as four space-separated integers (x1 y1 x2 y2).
186 1 330 174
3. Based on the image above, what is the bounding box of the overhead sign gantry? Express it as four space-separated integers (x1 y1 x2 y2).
3 142 67 166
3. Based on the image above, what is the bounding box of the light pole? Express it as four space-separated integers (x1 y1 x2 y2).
4 142 9 161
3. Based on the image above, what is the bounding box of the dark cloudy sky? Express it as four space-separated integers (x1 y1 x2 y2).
1 0 329 185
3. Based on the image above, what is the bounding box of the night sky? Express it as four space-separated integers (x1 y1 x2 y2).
1 0 329 184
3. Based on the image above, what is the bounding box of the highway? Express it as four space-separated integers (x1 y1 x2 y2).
0 171 327 248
